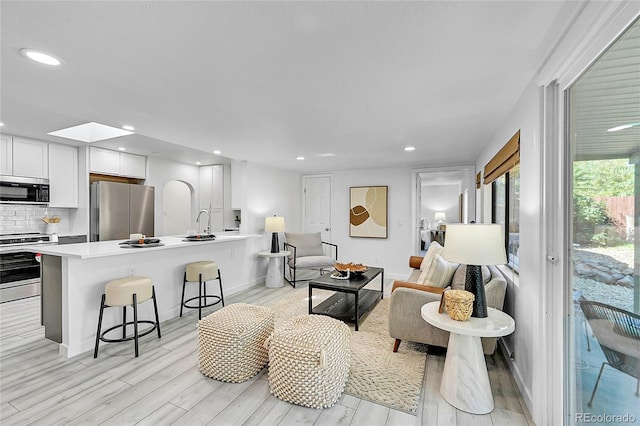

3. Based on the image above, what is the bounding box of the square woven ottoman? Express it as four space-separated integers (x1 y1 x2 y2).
198 303 274 383
268 315 351 408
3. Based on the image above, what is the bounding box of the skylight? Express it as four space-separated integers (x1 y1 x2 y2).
48 122 134 142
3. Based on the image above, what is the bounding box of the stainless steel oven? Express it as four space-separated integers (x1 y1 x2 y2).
0 233 57 303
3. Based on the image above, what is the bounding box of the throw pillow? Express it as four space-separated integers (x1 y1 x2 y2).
419 241 443 271
418 254 458 288
451 265 491 290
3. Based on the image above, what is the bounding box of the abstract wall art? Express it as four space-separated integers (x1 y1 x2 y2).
349 186 388 238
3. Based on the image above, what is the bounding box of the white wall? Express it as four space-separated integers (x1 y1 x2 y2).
421 183 461 228
475 82 541 417
244 162 302 250
145 157 199 237
326 167 413 279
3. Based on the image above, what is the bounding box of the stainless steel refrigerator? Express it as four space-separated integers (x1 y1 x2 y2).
90 182 155 241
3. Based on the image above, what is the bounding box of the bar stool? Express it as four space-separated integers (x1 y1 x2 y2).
94 276 161 358
180 261 225 320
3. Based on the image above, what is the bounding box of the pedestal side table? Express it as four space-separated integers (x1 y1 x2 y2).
257 250 291 288
421 301 515 414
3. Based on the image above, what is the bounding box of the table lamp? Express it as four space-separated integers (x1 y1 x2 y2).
441 224 506 318
265 216 286 253
434 211 447 230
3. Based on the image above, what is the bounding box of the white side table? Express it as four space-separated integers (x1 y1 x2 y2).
257 250 291 288
421 302 515 414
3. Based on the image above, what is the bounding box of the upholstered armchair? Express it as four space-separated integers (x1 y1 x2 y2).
283 232 337 288
388 255 507 355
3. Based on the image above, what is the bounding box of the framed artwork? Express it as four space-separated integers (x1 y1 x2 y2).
349 186 388 238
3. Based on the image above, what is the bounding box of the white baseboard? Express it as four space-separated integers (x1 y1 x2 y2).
498 339 534 420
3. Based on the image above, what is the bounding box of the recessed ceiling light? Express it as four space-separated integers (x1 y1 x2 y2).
213 150 221 155
404 146 416 152
196 161 202 165
316 153 336 157
117 147 126 151
20 49 61 66
607 122 640 132
122 125 135 131
48 122 134 142
0 123 4 127
296 156 305 160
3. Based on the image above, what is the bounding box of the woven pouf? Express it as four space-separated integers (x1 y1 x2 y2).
268 315 351 409
198 303 274 383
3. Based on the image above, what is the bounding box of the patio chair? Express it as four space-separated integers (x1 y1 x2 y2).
283 232 337 288
579 300 640 407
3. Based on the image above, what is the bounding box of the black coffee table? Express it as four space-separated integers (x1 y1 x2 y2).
308 267 384 331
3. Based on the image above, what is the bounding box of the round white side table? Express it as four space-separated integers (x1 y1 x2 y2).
421 301 515 414
257 250 291 288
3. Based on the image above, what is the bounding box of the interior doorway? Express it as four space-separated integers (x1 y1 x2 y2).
303 175 332 242
162 180 193 236
412 165 476 255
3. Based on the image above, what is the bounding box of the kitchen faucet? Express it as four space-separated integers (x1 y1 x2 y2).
196 209 211 235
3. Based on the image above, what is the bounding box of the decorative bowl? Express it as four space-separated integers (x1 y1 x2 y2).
334 262 368 276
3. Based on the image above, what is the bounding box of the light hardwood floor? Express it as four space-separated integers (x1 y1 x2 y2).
0 280 534 426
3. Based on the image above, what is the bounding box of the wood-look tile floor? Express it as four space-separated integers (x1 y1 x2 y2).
0 280 534 426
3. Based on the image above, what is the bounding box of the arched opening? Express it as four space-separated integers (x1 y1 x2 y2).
163 180 192 236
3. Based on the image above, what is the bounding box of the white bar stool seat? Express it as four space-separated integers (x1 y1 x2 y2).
181 261 225 320
94 276 161 358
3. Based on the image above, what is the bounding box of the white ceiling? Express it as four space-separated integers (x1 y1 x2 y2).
1 1 578 172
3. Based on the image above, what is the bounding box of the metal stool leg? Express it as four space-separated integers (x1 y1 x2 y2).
122 306 127 339
93 294 106 358
180 272 186 317
218 270 225 307
152 286 161 338
133 293 139 357
198 273 203 320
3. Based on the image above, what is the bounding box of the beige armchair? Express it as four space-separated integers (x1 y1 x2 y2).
283 232 337 288
388 256 507 355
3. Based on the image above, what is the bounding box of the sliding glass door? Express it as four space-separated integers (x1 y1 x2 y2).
567 18 639 425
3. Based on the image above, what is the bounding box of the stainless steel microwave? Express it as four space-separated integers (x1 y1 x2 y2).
0 176 50 204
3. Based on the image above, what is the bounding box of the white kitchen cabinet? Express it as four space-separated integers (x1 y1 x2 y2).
119 152 146 178
90 147 120 175
48 144 78 208
12 137 48 178
230 159 246 210
90 147 146 178
0 135 12 175
199 164 224 211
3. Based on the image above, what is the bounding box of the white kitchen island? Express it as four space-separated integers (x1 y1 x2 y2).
32 235 265 358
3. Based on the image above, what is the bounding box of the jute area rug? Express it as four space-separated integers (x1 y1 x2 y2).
267 289 427 415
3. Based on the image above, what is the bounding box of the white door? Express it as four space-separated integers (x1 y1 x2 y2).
163 180 192 236
303 175 332 242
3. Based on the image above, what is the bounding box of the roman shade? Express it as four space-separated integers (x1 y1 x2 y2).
476 172 482 189
483 130 520 184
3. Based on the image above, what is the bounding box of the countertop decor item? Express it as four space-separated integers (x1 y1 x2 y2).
441 224 507 318
444 289 475 321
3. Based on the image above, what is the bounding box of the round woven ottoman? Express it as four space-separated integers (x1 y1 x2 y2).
198 303 274 383
268 315 351 408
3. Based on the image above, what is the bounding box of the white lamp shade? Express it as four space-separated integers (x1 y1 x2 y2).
434 211 447 221
441 224 507 265
265 216 286 233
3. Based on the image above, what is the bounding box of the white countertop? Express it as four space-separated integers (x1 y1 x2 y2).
16 234 258 259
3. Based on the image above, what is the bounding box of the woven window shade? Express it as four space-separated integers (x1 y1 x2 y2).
483 130 520 185
476 172 481 189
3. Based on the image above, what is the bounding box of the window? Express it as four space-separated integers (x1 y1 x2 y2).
485 130 520 272
491 165 520 272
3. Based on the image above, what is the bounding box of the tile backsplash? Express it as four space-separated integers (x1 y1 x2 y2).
0 204 70 235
